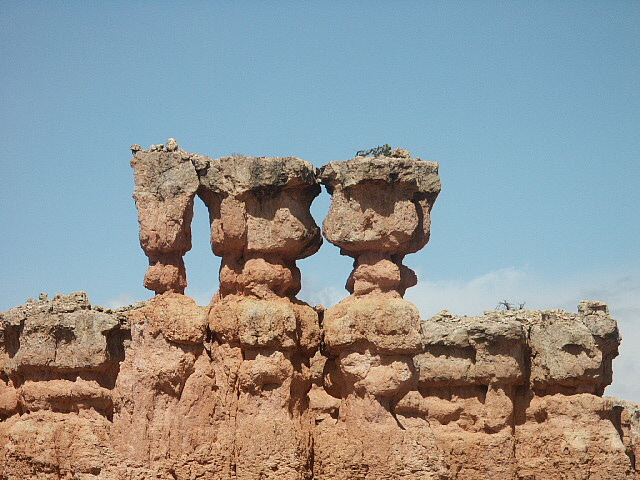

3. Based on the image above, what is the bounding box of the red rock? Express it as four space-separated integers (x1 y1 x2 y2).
0 147 637 479
130 143 200 294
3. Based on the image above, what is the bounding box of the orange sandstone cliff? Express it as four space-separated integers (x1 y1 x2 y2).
0 141 637 479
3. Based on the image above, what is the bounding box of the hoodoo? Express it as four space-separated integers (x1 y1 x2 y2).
0 141 637 479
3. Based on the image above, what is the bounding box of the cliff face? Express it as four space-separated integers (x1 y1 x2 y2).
0 142 637 479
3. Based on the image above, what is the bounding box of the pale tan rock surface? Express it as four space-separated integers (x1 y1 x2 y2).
2 293 636 479
402 307 632 480
0 146 638 479
0 292 132 479
129 292 207 344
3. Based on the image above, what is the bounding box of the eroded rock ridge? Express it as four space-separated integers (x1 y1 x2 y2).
0 142 637 479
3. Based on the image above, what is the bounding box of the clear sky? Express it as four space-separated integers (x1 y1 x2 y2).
1 2 638 401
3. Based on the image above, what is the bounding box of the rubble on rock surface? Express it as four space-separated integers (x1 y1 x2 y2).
0 143 637 479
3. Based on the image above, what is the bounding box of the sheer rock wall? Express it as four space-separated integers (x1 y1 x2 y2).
0 142 637 479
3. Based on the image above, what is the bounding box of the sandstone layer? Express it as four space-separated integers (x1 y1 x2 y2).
1 293 636 479
0 144 637 479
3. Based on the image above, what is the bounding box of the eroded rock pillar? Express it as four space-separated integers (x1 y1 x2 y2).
514 304 630 479
123 141 213 478
130 140 199 294
314 153 445 478
198 155 322 479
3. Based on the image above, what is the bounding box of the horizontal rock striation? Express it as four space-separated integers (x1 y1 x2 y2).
0 293 133 478
0 143 637 479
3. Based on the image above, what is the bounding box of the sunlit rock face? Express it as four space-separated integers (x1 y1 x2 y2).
312 155 448 478
131 145 200 294
0 293 131 478
0 143 637 479
198 155 322 351
198 155 322 479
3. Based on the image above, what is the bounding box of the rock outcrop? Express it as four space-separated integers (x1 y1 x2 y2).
0 293 132 478
312 155 447 478
130 140 200 294
199 154 322 478
0 143 637 479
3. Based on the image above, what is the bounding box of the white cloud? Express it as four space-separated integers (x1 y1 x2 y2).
187 288 217 307
299 285 346 310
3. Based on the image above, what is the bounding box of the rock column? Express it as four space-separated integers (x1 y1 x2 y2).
198 155 322 479
130 141 199 294
314 154 444 478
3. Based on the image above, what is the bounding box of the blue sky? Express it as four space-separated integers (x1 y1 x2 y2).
1 2 638 400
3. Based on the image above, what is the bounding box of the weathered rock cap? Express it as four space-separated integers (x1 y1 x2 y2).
0 292 135 374
199 155 318 195
417 310 527 386
318 156 441 195
198 155 322 260
319 155 441 256
422 309 527 347
130 150 199 193
480 303 620 395
129 140 209 179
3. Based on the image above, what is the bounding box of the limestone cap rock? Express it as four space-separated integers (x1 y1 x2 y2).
198 155 322 260
0 292 125 374
318 155 441 194
523 306 620 395
417 311 527 386
318 155 441 256
199 155 318 196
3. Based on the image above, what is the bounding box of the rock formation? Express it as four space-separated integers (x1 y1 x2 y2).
0 293 132 478
130 140 200 294
0 142 638 479
198 154 322 478
313 155 447 477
